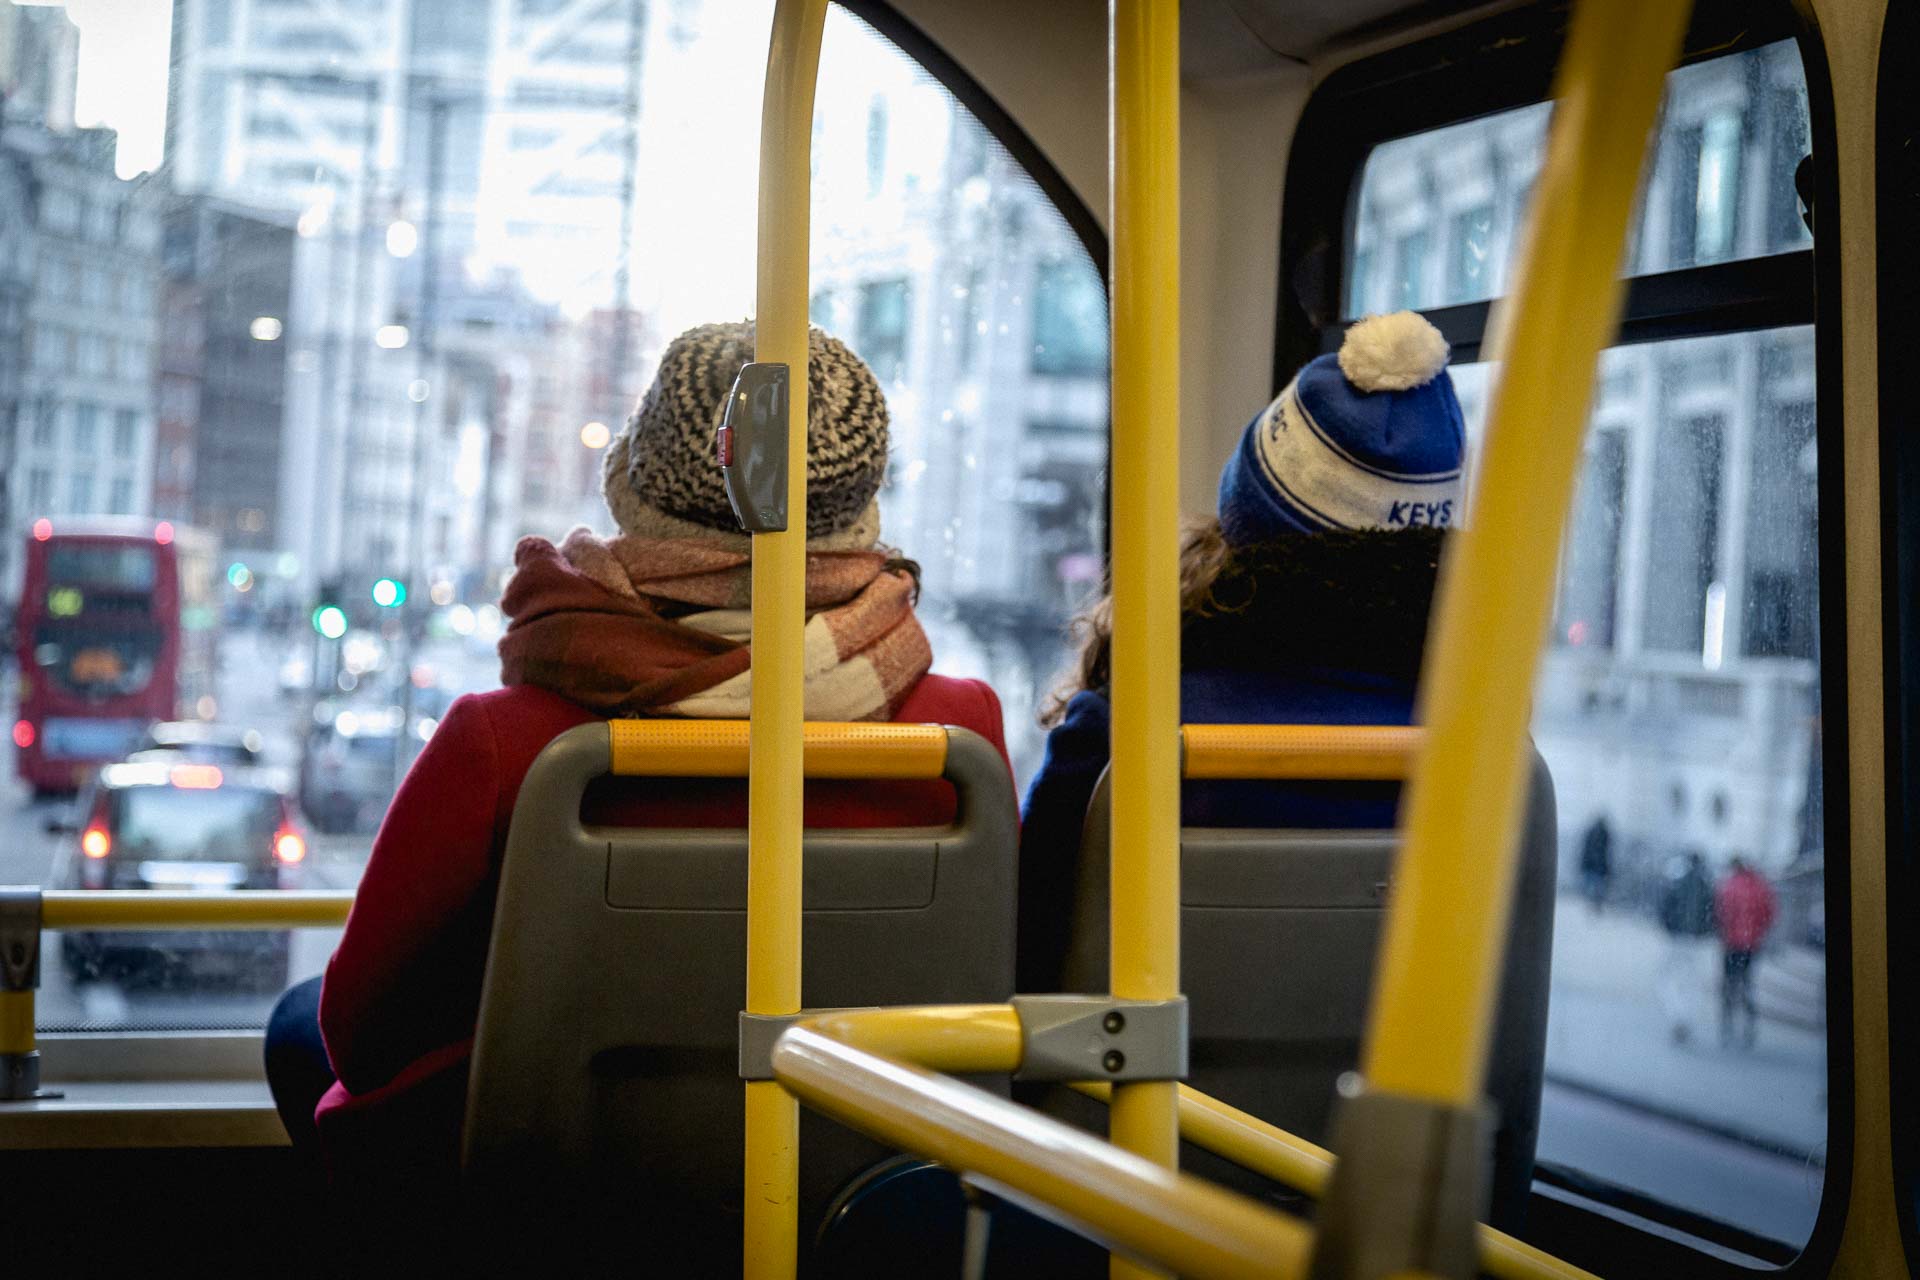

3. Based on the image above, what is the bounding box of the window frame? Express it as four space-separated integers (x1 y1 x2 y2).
1277 3 1850 1275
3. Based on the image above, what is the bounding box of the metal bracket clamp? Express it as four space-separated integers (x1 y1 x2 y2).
738 1008 878 1081
1010 995 1188 1083
1306 1078 1492 1280
1 887 53 1102
0 888 39 994
714 362 791 533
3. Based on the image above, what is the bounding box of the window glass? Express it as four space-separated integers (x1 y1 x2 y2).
1453 328 1824 1247
1348 40 1811 316
3 0 1105 1033
1351 33 1825 1255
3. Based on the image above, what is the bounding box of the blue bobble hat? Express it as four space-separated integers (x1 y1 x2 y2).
1217 310 1465 546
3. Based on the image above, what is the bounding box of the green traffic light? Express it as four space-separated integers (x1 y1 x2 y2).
372 578 406 608
312 605 348 639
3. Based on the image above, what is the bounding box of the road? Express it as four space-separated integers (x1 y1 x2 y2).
0 623 499 1031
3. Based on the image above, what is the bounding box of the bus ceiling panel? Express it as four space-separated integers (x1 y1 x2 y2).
1217 0 1496 68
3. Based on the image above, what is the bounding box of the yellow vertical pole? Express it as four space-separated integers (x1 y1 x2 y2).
1360 0 1689 1106
1107 3 1181 1279
745 2 826 1277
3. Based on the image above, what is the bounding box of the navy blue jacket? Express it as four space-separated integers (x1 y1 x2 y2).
1016 664 1416 993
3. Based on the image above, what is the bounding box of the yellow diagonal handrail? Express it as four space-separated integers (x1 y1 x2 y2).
1072 1082 1601 1280
773 1022 1310 1280
1359 0 1691 1104
1106 2 1182 1277
745 1 827 1276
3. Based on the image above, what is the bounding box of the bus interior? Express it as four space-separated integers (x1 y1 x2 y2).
0 0 1911 1276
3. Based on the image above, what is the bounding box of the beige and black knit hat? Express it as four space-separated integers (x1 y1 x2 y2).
603 320 889 549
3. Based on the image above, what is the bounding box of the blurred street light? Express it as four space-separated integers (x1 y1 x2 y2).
387 219 419 258
249 316 284 341
580 420 611 449
375 324 410 349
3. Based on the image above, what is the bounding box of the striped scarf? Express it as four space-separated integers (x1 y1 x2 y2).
497 527 932 721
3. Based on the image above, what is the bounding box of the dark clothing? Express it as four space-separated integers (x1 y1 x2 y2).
1017 531 1440 994
1721 947 1759 1046
265 975 332 1156
1659 864 1716 938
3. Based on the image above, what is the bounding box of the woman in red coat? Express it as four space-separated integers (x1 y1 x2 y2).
263 321 1010 1198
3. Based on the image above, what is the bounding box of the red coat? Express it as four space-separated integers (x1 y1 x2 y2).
313 677 1009 1176
1714 867 1778 952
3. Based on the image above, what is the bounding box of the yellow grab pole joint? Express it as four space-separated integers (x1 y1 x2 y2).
1312 1 1692 1277
744 2 827 1276
1107 5 1182 1277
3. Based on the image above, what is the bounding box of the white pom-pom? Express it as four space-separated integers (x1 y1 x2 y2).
1336 311 1450 392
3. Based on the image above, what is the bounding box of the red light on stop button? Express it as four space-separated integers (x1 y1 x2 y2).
714 420 733 468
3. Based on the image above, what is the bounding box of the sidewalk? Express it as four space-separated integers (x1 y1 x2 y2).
1544 894 1828 1158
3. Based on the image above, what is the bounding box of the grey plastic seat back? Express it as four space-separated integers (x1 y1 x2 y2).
463 721 1017 1267
1060 750 1556 1227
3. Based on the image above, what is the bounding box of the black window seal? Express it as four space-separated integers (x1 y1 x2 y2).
1277 3 1851 1277
1876 0 1920 1262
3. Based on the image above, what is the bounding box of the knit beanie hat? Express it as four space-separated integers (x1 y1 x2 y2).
602 320 889 548
1217 310 1465 546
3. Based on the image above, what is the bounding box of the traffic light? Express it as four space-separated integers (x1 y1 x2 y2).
372 577 406 608
312 577 347 639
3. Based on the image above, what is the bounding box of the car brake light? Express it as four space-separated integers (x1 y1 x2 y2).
82 826 111 859
10 720 32 749
169 764 223 789
274 830 307 865
32 518 52 542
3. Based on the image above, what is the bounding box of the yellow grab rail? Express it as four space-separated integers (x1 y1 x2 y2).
1106 5 1182 1276
798 1005 1023 1074
1072 1083 1600 1280
745 0 827 1274
609 720 948 779
1360 0 1691 1107
773 1023 1310 1280
1181 724 1419 780
39 891 355 930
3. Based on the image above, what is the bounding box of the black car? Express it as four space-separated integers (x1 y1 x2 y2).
52 758 309 990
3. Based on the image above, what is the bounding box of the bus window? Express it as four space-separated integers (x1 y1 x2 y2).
1 0 1104 1034
1340 33 1825 1260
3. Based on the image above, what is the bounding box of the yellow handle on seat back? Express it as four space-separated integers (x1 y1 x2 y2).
608 720 949 779
1181 725 1419 781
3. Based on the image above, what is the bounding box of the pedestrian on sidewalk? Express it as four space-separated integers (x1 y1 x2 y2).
1656 850 1716 1044
1579 812 1614 916
1715 855 1779 1049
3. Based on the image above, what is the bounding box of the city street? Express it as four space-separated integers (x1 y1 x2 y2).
1 624 499 1031
1539 895 1829 1247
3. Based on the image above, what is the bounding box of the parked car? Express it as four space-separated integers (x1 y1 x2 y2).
299 701 406 835
50 758 308 990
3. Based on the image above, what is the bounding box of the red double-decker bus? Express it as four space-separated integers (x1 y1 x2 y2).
11 519 218 794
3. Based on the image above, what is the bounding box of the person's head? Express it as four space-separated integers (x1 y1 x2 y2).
1045 311 1465 721
601 320 891 551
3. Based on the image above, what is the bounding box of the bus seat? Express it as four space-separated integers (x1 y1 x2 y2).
462 722 1018 1273
1050 748 1556 1231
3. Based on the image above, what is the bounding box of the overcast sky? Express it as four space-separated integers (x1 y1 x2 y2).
18 0 173 178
